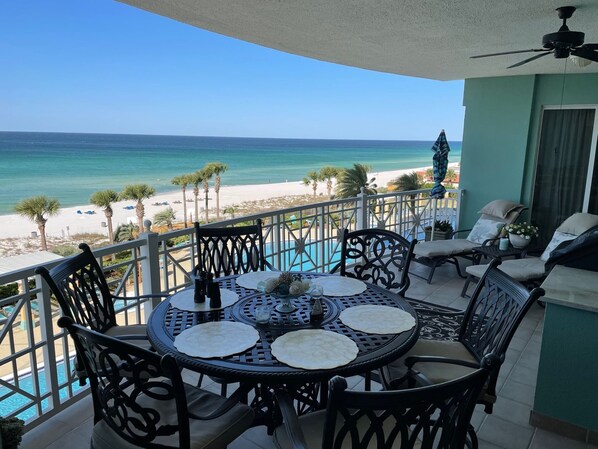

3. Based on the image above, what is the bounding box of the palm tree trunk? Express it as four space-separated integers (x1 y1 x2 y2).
215 176 221 220
313 183 317 197
193 186 199 222
105 209 114 244
38 221 47 251
203 182 209 224
136 201 144 230
327 179 333 198
182 186 188 228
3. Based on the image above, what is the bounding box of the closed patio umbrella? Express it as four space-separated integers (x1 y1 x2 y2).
430 129 451 199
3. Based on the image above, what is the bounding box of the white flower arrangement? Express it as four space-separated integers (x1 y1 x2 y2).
504 222 539 239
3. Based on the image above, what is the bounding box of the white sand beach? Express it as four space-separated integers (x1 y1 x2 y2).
0 164 458 241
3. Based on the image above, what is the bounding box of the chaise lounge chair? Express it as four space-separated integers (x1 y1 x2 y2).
412 199 526 283
463 213 598 292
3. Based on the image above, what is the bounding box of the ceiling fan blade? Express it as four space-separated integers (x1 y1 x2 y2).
571 47 598 63
471 49 549 59
507 51 553 68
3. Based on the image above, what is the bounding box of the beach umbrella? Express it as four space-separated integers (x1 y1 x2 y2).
430 129 451 199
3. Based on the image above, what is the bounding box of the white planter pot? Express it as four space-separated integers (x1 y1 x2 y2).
509 233 531 249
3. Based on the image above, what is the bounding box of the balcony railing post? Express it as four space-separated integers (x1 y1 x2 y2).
318 205 326 272
139 225 162 311
272 214 282 270
36 274 60 413
357 187 368 231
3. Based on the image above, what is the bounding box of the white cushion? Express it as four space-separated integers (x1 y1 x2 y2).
467 218 504 244
556 213 598 236
540 231 577 261
466 257 546 282
478 200 523 219
414 239 479 258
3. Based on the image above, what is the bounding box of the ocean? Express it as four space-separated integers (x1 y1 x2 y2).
0 132 461 215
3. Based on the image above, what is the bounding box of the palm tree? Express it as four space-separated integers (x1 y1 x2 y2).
171 174 190 228
445 167 458 186
120 184 156 230
335 164 377 199
14 196 60 251
199 167 213 223
302 170 322 197
188 171 203 223
392 172 423 192
90 189 119 245
205 162 228 219
153 208 176 230
319 166 341 198
224 206 236 219
114 223 138 242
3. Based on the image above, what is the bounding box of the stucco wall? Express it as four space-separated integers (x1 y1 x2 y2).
460 73 598 229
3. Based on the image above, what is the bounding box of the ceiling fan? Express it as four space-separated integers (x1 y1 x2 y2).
471 6 598 68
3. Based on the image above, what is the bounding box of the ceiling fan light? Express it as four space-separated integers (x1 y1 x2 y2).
570 54 592 67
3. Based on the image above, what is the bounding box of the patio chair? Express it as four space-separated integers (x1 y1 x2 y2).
380 259 545 414
194 218 272 278
58 316 254 449
330 228 416 295
36 243 167 383
274 355 497 449
412 199 526 284
463 213 598 294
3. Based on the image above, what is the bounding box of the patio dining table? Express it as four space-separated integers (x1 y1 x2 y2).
147 272 419 429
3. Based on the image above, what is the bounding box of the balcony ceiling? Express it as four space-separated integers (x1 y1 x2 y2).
119 0 598 81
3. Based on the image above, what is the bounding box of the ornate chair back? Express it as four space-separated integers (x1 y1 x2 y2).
58 316 191 449
36 243 116 333
335 228 416 295
323 358 494 449
194 219 267 278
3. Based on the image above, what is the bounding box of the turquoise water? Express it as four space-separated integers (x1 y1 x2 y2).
0 132 461 215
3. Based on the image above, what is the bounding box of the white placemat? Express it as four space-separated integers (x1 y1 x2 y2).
311 276 367 296
339 305 416 334
170 288 239 312
174 321 259 358
236 271 279 290
271 329 358 370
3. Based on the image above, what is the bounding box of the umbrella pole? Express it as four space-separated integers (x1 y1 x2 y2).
431 199 438 241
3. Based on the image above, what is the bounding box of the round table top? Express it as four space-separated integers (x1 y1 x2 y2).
147 272 419 384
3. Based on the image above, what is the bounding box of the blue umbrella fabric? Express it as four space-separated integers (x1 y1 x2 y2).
430 129 451 199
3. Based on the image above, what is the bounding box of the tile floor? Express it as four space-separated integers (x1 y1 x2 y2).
20 261 595 449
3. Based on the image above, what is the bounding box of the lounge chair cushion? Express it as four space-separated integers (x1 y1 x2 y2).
556 213 598 236
92 383 254 449
381 339 477 386
478 200 523 219
540 231 577 261
414 239 479 258
466 257 546 282
467 218 504 244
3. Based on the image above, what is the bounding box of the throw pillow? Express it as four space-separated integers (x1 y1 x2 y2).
467 218 504 244
540 231 577 261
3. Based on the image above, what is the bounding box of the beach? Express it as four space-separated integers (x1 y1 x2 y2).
0 164 458 247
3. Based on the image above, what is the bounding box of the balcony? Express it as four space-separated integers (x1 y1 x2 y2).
0 189 588 448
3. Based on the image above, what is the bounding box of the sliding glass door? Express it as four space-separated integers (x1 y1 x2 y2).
531 108 598 245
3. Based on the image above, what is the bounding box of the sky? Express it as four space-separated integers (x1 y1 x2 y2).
0 0 465 140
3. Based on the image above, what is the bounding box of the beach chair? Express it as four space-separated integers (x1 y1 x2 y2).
412 199 526 283
463 213 598 292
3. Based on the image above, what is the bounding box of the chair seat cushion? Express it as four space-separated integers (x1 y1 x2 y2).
414 239 479 258
92 383 254 449
105 324 153 350
381 340 477 387
466 257 546 282
274 410 417 449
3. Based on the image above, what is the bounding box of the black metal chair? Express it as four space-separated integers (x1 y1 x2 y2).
58 316 254 449
36 243 167 383
274 356 497 449
380 259 545 413
330 228 416 296
194 218 271 278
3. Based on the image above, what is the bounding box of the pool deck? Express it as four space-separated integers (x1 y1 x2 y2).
20 261 597 449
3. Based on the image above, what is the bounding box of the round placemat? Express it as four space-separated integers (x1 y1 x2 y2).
170 288 239 312
236 271 280 290
174 321 259 358
271 329 358 370
339 305 416 334
311 276 367 296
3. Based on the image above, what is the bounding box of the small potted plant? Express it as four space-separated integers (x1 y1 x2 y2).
424 220 454 241
0 416 25 449
504 222 539 248
258 272 311 313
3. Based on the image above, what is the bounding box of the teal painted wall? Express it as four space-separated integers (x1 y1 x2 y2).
460 73 598 228
534 303 598 432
